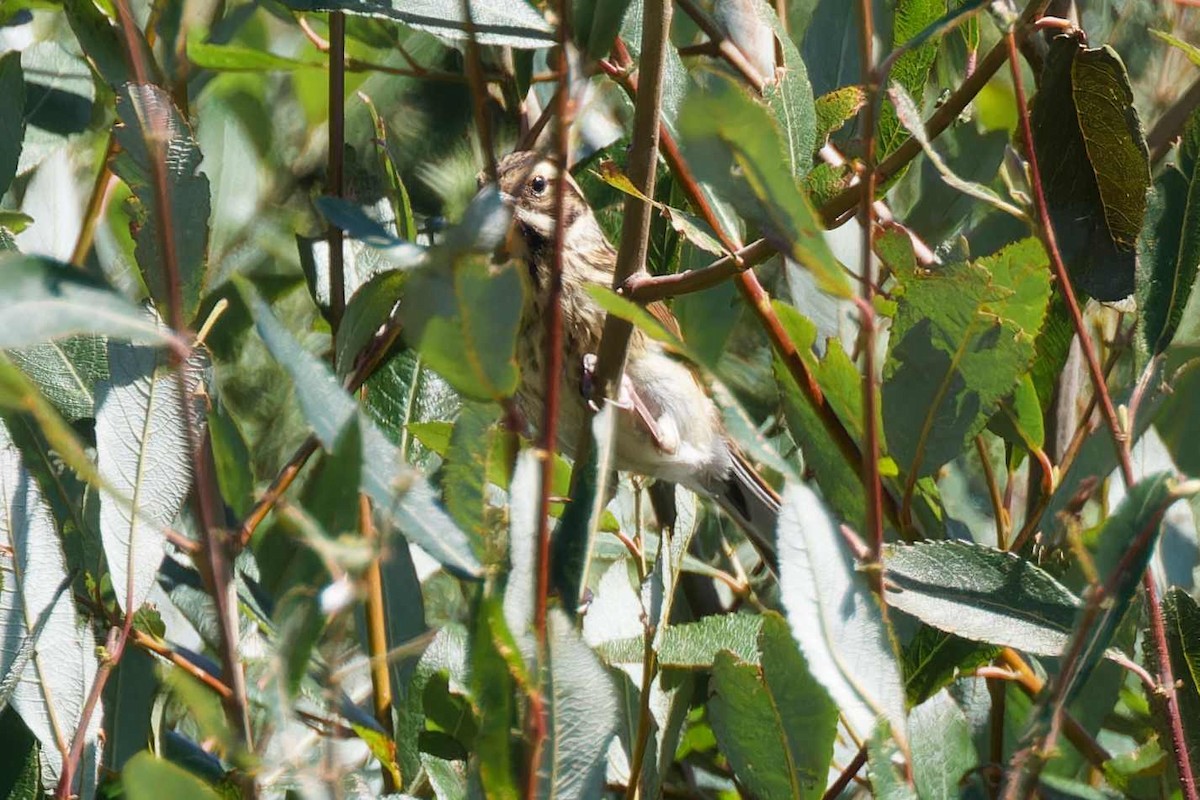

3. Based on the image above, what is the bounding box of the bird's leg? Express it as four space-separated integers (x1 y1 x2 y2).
580 353 677 454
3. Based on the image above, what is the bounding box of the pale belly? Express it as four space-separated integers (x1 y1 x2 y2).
514 295 732 490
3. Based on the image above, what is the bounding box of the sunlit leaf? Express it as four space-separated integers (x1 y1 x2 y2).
275 0 555 48
243 283 482 578
95 332 194 614
884 541 1081 656
0 254 171 348
883 238 1050 482
777 482 906 744
707 613 836 800
402 255 524 402
0 420 100 795
111 83 212 326
909 691 977 800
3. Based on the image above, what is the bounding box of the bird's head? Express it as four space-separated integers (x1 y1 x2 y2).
486 151 592 246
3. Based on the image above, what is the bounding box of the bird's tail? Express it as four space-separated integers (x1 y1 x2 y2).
706 451 781 573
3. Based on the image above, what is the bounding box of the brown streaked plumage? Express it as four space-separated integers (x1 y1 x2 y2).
491 150 780 568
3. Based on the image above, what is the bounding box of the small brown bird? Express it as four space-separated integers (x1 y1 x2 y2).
491 150 780 567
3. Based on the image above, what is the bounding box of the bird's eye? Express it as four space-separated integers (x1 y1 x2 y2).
530 175 548 195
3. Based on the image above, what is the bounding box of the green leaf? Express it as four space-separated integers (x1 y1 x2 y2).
0 356 104 494
988 373 1045 460
889 83 1026 221
111 83 211 327
0 708 39 800
707 613 836 800
758 1 817 175
552 407 615 614
244 284 482 578
402 255 524 402
1030 33 1149 300
469 596 520 800
1156 359 1200 477
909 690 978 800
883 238 1051 482
902 625 998 707
61 0 136 89
574 0 633 59
884 540 1081 656
0 419 101 795
443 402 500 552
122 751 221 800
8 336 108 422
1138 106 1200 354
1162 588 1200 771
0 52 24 197
207 405 253 518
814 85 866 146
877 0 947 161
867 719 918 800
679 71 851 298
597 613 763 669
777 482 907 744
363 95 418 244
187 38 326 71
772 301 866 528
365 349 459 464
1150 29 1200 69
274 0 555 48
535 611 619 800
102 649 158 772
1057 473 1185 705
95 335 193 614
0 254 172 348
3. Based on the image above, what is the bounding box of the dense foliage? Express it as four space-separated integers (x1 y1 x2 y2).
2 0 1200 798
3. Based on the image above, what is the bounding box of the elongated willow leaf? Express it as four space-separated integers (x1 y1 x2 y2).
0 419 100 795
111 83 211 327
707 614 837 800
0 254 170 349
777 482 907 744
1031 33 1150 301
884 540 1080 656
276 0 555 48
1139 106 1200 355
96 335 194 614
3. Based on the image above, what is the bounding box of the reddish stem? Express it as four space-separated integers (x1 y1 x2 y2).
1005 30 1197 800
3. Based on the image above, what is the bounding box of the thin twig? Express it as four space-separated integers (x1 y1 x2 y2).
820 0 1053 227
526 4 577 795
674 0 766 92
1003 30 1197 800
327 12 347 331
822 745 867 800
461 0 498 182
360 493 397 793
131 628 233 699
856 0 885 565
975 435 1008 549
995 649 1111 769
70 139 120 268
